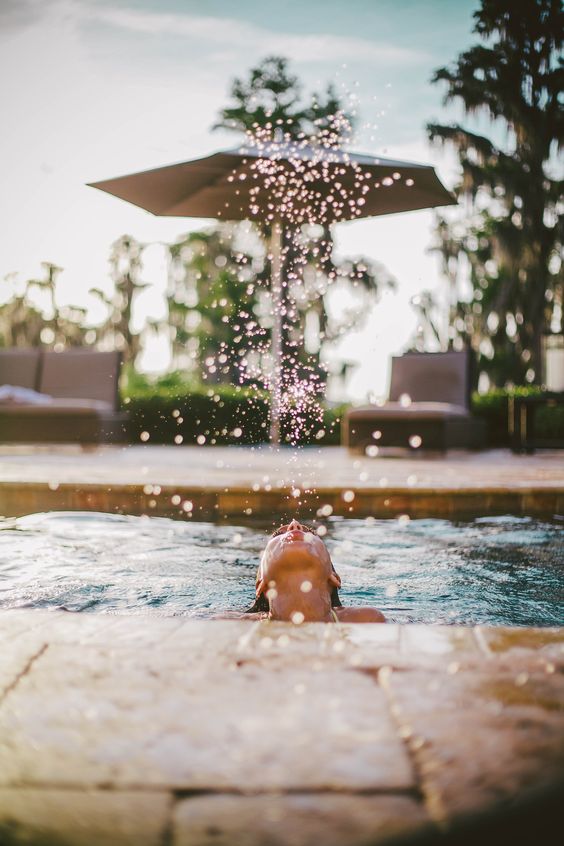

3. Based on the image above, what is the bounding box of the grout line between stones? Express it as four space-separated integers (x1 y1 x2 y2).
376 665 447 832
0 782 421 798
161 791 176 846
0 643 48 706
171 786 421 799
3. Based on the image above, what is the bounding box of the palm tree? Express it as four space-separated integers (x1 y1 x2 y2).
428 0 563 386
0 265 90 349
91 235 149 365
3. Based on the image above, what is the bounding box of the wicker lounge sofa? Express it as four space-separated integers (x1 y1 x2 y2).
0 348 127 444
344 349 486 452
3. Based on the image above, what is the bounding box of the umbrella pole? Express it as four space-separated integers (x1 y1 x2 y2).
269 218 283 445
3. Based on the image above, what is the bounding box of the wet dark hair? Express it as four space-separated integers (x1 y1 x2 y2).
245 569 342 614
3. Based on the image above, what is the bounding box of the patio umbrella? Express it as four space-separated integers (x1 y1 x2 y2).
89 142 455 443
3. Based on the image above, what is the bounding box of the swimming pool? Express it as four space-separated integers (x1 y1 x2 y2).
1 511 562 625
0 512 564 626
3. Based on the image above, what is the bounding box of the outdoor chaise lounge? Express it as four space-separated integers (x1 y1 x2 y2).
0 348 127 444
343 349 486 452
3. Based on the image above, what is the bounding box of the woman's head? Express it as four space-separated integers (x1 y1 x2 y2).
247 519 342 619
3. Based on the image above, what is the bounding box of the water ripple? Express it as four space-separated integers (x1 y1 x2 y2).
0 511 562 625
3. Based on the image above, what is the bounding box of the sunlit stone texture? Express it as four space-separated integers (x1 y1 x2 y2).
0 790 169 846
0 612 562 844
173 794 431 846
0 445 563 519
0 617 413 792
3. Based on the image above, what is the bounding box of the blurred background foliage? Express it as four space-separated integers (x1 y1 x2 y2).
1 0 562 445
423 0 563 388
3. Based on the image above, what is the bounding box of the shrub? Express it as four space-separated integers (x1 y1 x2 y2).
122 375 344 446
472 387 564 446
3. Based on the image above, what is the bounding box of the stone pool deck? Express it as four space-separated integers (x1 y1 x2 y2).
1 445 563 520
0 610 563 845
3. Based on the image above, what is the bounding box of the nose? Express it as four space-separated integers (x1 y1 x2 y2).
288 519 302 531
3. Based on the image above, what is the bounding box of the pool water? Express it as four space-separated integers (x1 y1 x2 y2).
0 512 562 626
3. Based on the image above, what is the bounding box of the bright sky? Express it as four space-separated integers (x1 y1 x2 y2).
0 0 480 399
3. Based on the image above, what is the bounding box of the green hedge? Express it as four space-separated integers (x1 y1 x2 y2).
122 378 344 446
122 372 563 448
471 387 564 446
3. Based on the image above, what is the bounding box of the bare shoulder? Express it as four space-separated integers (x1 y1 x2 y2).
334 606 386 623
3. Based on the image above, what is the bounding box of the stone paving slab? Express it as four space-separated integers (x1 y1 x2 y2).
0 644 414 792
173 794 432 846
477 626 564 673
2 445 563 490
0 789 170 846
1 445 563 519
385 667 564 822
0 611 563 845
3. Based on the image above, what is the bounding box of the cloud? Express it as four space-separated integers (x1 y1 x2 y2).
0 0 47 33
84 4 428 66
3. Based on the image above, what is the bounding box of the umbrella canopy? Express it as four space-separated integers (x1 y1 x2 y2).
89 143 455 444
88 143 455 223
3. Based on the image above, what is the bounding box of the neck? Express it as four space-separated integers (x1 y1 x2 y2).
268 585 332 623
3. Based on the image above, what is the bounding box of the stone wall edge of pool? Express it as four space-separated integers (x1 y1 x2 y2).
1 480 563 520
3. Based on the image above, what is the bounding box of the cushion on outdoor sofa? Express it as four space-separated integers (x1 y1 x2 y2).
0 349 41 391
347 402 470 421
344 349 485 450
0 398 113 416
40 349 120 408
389 349 471 409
